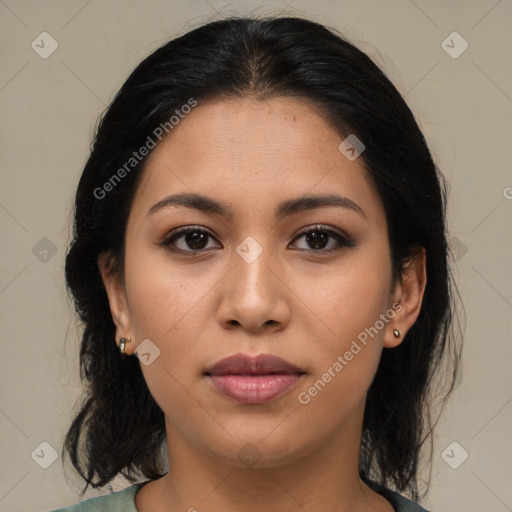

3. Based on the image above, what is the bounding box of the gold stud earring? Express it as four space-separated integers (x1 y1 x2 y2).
393 329 400 338
119 337 131 358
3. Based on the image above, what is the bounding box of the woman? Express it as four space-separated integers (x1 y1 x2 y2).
52 15 460 512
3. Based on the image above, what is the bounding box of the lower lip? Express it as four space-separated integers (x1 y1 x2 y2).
208 374 304 404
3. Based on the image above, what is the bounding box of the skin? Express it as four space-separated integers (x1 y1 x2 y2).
99 96 426 512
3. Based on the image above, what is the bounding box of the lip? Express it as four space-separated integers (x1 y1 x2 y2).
205 353 306 404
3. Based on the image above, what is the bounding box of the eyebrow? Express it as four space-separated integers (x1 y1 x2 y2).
147 192 367 220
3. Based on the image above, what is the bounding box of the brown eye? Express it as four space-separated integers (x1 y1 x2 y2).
304 230 330 250
161 226 221 253
290 225 355 253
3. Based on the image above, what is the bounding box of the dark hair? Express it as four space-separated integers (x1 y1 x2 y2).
63 15 461 500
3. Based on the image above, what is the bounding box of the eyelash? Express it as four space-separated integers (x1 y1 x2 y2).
160 224 355 255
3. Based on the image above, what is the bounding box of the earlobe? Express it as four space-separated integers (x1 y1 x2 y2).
97 251 134 354
384 247 427 348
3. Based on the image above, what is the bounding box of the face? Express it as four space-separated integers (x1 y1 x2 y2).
100 97 415 469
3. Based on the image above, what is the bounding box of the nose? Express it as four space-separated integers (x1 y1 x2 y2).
217 241 291 334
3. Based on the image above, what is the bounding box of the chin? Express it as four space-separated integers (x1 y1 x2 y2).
200 425 318 470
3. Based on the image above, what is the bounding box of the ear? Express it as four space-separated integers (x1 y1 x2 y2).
98 251 135 355
384 246 427 349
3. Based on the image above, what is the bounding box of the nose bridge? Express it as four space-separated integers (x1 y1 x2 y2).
217 234 289 331
232 235 276 300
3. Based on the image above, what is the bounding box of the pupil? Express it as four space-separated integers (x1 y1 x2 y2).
307 231 328 249
187 232 207 250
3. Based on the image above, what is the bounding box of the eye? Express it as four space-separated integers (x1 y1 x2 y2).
289 224 355 253
161 226 221 253
160 224 354 255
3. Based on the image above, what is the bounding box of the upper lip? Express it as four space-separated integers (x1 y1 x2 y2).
205 353 306 376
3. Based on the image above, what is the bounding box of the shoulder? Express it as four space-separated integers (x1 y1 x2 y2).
48 482 147 512
382 488 433 512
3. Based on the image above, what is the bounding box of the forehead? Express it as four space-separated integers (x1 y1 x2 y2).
157 96 343 163
130 97 385 226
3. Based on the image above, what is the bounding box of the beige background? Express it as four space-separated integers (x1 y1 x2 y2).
0 1 511 511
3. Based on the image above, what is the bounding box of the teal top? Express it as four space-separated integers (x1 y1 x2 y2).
49 481 432 512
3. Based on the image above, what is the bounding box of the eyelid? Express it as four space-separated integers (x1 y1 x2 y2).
290 224 355 250
164 224 216 238
161 225 220 246
293 224 351 241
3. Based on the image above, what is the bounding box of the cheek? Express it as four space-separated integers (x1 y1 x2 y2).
299 251 391 346
123 251 210 422
124 245 212 341
298 251 392 395
294 279 389 429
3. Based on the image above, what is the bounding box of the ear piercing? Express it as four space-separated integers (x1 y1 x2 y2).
119 337 131 358
393 329 400 338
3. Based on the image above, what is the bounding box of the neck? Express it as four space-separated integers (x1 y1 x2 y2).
136 410 393 512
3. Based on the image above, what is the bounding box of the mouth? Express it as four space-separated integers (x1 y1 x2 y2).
204 353 306 405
